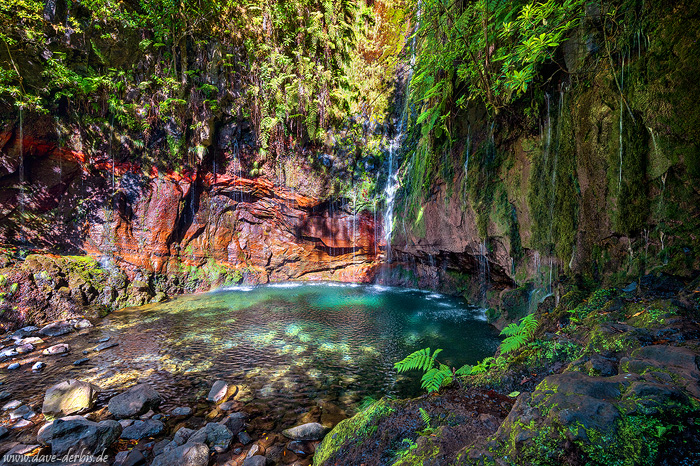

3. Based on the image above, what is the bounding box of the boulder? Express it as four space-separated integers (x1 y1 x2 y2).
150 442 210 466
120 419 164 440
42 379 99 419
281 422 329 441
188 422 233 452
108 383 162 419
38 415 121 456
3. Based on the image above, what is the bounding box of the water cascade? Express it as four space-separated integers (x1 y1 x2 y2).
463 125 471 191
18 105 24 240
477 240 490 303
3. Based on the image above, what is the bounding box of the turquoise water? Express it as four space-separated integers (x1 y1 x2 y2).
2 283 501 420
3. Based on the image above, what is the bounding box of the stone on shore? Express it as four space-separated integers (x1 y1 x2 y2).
38 415 121 456
39 321 75 337
281 422 329 441
108 383 162 419
42 379 100 419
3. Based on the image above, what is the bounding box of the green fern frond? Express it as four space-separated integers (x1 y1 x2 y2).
419 407 431 428
521 313 538 338
394 348 442 373
420 367 448 393
454 364 473 376
500 322 521 336
500 333 529 354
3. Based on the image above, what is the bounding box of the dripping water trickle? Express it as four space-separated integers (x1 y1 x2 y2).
18 105 24 239
463 125 471 192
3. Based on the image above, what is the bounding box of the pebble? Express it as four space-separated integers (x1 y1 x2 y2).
0 426 7 438
32 362 46 372
2 400 21 411
97 337 110 343
73 319 93 329
15 343 34 354
9 405 31 420
12 419 33 429
73 358 89 365
42 344 70 355
95 342 118 352
172 407 192 416
7 363 20 370
0 391 10 401
238 431 253 445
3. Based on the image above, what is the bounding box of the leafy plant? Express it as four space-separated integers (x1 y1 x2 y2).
394 347 472 393
500 313 538 354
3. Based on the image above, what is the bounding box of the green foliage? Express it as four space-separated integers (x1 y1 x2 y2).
394 347 473 393
394 347 442 373
500 313 538 354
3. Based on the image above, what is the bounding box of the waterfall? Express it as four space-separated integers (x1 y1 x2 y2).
382 2 419 263
352 188 358 264
232 140 240 202
478 240 490 303
18 105 24 239
383 131 400 262
463 125 471 192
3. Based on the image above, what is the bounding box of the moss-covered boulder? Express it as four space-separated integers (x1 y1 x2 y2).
314 390 513 466
461 359 700 465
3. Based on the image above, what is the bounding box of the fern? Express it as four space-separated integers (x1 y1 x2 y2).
419 407 431 429
395 348 451 394
454 364 473 376
394 348 442 374
499 314 539 354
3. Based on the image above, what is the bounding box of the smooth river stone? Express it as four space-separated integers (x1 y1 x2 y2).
207 380 229 403
281 422 329 441
39 321 75 337
43 344 70 355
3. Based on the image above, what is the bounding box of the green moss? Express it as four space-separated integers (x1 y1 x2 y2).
313 398 396 466
391 443 440 466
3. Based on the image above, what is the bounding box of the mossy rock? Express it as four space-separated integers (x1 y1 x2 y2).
313 398 397 466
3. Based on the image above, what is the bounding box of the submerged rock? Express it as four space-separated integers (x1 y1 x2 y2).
108 383 162 418
188 422 233 452
219 412 246 435
120 419 164 440
42 379 99 419
43 344 70 355
172 406 192 416
282 422 329 441
32 361 46 372
242 456 266 466
7 362 20 370
207 380 230 403
150 442 209 466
